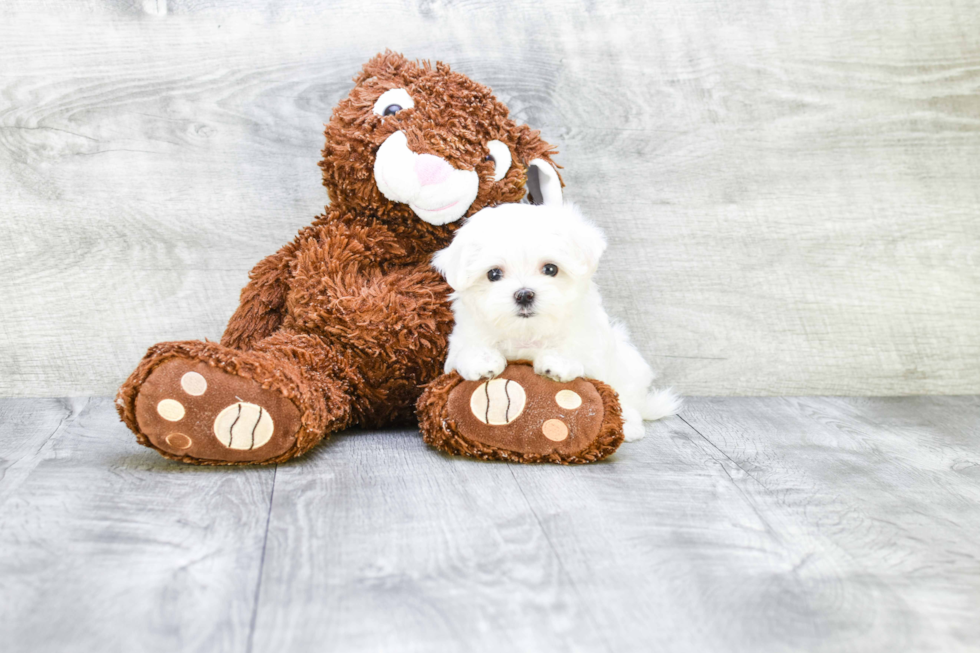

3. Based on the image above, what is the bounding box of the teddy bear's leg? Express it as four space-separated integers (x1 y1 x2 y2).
417 363 625 465
117 330 353 465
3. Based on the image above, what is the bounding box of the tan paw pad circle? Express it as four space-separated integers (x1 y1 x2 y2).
157 399 185 422
470 378 527 425
213 402 275 450
165 433 193 450
555 389 582 410
542 419 569 442
180 371 208 396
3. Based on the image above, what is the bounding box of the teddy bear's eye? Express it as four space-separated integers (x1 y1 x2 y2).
485 140 511 182
542 263 558 277
373 88 415 117
487 268 503 282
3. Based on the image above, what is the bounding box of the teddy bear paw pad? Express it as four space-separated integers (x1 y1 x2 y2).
448 366 599 456
133 358 301 463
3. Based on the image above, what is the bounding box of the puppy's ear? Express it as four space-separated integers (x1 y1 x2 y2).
432 237 476 291
562 204 607 276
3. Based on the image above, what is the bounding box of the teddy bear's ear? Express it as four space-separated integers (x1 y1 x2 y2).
353 50 416 85
526 159 563 207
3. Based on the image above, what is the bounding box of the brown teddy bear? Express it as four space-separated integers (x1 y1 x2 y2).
116 51 624 465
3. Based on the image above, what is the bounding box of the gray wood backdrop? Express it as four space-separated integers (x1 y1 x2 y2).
1 0 978 397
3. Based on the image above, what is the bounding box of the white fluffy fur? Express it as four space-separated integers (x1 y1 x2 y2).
432 202 681 441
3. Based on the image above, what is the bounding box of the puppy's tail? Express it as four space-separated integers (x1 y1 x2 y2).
641 388 682 421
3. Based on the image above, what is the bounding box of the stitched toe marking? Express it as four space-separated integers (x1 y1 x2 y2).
555 389 582 410
542 419 569 441
213 402 275 450
469 379 527 425
157 399 185 421
165 433 192 450
180 371 207 396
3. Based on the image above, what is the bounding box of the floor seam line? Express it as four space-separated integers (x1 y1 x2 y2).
714 453 785 544
677 414 768 489
0 398 77 505
245 463 277 653
507 466 615 653
679 405 884 574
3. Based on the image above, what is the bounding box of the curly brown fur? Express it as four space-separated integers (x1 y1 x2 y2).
320 53 561 228
117 51 564 464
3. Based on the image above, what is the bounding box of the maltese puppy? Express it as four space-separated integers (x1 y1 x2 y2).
432 202 681 441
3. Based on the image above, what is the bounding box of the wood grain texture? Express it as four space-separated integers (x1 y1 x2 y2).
249 429 609 652
0 0 978 396
2 395 979 652
677 396 980 652
0 397 276 653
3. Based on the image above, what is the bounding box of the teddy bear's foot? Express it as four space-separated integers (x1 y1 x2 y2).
131 357 303 463
117 340 345 465
417 363 624 464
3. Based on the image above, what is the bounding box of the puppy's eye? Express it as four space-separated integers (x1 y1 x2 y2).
542 263 558 277
485 140 512 182
487 268 503 282
373 88 415 117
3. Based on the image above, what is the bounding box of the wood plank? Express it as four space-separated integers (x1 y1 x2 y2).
1 1 979 396
676 396 980 652
248 427 610 652
2 395 980 651
0 397 71 487
0 397 276 653
245 395 980 652
505 415 906 652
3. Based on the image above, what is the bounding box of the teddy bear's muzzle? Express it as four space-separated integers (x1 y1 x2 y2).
373 130 480 225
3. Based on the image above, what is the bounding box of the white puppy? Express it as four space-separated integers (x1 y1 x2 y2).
432 202 681 441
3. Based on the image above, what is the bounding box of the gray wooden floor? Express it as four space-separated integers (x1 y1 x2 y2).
1 396 978 653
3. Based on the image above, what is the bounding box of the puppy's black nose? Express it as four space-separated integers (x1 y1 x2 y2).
514 288 535 307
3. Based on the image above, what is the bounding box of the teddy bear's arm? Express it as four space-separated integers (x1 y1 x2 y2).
293 258 454 362
220 239 301 351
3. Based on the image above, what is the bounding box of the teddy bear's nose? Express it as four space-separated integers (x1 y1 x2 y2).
414 154 453 186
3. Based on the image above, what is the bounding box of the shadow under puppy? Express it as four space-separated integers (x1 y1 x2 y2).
432 203 681 441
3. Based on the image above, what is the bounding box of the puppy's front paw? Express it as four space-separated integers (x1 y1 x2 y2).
455 348 508 381
534 352 585 383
